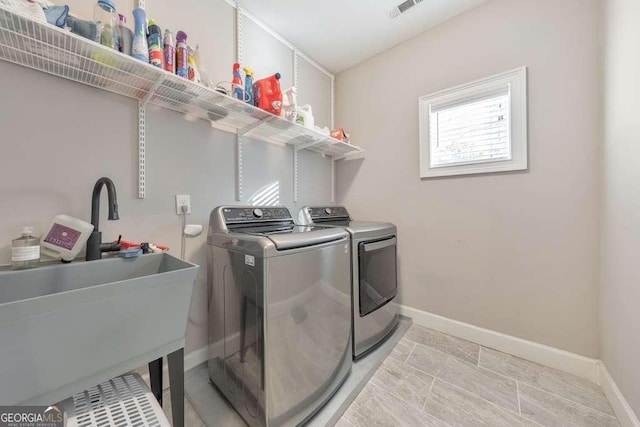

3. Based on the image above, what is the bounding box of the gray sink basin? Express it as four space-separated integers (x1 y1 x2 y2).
0 253 198 405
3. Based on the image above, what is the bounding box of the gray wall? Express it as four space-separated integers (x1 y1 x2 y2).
336 0 602 357
0 0 333 356
600 0 640 414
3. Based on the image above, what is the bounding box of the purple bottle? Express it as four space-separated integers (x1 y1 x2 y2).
163 29 175 74
175 31 188 78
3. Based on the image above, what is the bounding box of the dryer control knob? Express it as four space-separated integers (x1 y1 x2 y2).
253 208 263 218
325 208 332 215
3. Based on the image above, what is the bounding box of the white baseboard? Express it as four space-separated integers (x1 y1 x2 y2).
398 304 599 382
597 361 640 427
140 345 209 390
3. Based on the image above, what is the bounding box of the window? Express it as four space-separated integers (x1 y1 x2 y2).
419 67 528 178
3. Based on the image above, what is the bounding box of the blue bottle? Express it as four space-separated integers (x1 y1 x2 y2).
243 66 254 104
131 8 149 62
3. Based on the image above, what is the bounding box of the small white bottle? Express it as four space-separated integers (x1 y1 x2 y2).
11 227 40 270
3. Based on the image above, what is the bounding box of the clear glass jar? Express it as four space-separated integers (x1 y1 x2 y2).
94 0 118 50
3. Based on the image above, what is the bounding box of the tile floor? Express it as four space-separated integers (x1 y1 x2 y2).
166 324 620 426
337 325 620 427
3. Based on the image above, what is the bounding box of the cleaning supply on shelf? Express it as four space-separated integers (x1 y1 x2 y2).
11 227 40 270
175 31 189 78
331 128 351 142
131 7 149 63
67 16 97 42
94 0 118 50
147 20 163 68
1 0 46 23
232 63 243 100
43 5 69 28
41 215 94 263
253 73 283 115
282 86 297 121
194 46 212 87
116 14 132 55
163 29 175 74
295 104 314 129
243 66 254 104
187 46 200 83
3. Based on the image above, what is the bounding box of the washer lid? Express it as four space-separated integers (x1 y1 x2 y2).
262 226 348 250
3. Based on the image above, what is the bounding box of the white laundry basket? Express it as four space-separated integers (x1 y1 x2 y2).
58 374 170 427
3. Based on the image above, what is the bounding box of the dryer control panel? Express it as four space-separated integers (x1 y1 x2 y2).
307 206 350 221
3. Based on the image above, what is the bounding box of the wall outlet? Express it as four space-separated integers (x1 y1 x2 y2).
175 195 191 215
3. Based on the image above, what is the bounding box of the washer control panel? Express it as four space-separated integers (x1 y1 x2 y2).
223 207 291 223
307 206 350 220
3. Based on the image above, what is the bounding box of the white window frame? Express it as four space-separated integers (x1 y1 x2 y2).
419 67 528 178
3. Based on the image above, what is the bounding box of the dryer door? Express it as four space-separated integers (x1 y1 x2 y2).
358 236 398 317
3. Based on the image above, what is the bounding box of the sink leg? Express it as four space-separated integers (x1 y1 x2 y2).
168 348 185 427
149 358 163 406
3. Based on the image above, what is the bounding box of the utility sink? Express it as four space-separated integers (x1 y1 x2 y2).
0 253 198 405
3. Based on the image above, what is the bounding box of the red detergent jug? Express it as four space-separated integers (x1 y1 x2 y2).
253 73 283 115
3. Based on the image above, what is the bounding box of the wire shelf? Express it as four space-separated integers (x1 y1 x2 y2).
0 5 364 159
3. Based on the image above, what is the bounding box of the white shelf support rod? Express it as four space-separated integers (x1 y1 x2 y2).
236 7 243 63
137 75 164 199
293 148 299 203
331 75 335 129
236 130 243 202
138 101 146 199
331 157 336 204
293 47 299 94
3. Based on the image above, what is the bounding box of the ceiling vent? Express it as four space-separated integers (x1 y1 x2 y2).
388 0 423 19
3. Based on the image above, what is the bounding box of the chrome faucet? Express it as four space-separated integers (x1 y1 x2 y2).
86 177 121 261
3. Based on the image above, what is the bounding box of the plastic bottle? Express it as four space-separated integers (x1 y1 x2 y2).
131 8 149 63
243 66 254 104
282 86 297 121
147 20 163 68
94 0 118 50
11 227 40 270
163 29 175 74
187 46 200 83
232 63 243 100
295 104 315 129
41 215 94 263
175 31 189 78
253 73 283 115
116 14 133 55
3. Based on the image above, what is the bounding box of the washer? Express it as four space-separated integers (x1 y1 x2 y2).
299 206 399 359
207 206 352 427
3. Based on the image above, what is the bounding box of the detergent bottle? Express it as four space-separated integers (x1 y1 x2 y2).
175 31 189 78
253 73 283 115
147 20 163 68
243 66 254 104
163 29 175 73
296 104 315 129
232 63 244 100
131 7 148 62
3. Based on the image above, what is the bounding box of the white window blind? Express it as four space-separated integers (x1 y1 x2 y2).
430 92 510 168
419 67 528 178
